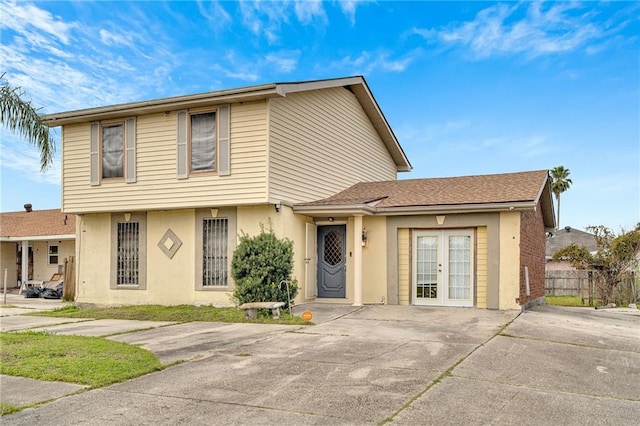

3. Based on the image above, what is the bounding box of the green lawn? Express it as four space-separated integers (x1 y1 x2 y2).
0 331 164 415
545 295 600 307
35 304 309 325
0 331 163 387
1 304 309 415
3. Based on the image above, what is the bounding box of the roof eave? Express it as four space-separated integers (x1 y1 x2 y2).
375 201 538 216
42 84 281 126
293 204 376 217
537 174 556 229
294 201 539 217
1 234 76 242
41 75 413 172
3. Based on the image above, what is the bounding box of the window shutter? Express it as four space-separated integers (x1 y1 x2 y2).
90 122 100 186
125 117 136 183
218 104 230 176
176 110 188 179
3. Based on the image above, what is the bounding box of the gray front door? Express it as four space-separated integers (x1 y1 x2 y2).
317 225 346 298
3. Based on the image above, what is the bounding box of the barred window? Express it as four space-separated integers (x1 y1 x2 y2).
202 218 227 287
117 221 139 285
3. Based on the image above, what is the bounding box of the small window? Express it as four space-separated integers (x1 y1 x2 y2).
117 221 139 285
102 123 124 178
190 112 216 172
202 217 227 287
48 245 59 265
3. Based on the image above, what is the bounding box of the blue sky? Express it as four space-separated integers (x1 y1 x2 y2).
1 0 638 231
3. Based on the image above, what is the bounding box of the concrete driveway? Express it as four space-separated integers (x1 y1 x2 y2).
1 303 638 425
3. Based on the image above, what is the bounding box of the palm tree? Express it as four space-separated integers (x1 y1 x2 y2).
0 74 55 171
550 166 572 229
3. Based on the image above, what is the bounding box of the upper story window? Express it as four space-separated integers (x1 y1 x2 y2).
190 112 216 172
102 122 125 179
90 118 136 186
177 105 230 179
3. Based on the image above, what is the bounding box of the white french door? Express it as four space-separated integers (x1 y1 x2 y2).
412 229 474 307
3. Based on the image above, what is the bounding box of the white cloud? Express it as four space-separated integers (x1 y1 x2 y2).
337 0 366 25
294 0 326 24
265 51 300 73
0 0 75 44
329 50 417 75
99 29 136 48
239 0 290 43
0 131 61 185
414 2 614 59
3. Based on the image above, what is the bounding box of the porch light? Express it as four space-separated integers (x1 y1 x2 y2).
361 229 368 247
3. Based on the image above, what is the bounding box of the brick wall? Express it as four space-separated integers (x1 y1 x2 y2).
519 202 546 305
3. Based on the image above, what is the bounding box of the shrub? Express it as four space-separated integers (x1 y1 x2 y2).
231 226 298 309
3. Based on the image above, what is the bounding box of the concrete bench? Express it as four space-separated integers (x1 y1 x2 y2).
239 302 285 319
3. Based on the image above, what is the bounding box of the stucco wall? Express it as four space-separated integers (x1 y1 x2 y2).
499 212 521 309
236 204 313 306
387 213 503 308
31 240 74 281
0 243 18 287
362 216 387 304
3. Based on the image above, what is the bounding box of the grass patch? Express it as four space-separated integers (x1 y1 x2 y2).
0 403 20 416
0 331 163 387
545 295 600 307
32 304 309 325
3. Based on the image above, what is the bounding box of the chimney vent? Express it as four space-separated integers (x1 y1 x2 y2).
564 226 571 232
24 203 33 213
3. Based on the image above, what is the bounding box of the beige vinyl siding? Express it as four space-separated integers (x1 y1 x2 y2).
268 87 397 203
61 102 268 213
398 228 410 305
476 226 487 308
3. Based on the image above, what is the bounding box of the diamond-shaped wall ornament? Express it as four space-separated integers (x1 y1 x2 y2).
158 228 183 259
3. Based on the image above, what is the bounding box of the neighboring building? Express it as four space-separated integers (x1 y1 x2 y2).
546 226 598 272
43 76 554 310
0 206 75 288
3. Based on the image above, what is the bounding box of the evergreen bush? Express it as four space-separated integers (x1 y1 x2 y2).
231 226 298 309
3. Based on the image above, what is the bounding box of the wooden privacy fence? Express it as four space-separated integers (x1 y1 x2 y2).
63 255 76 301
545 269 638 305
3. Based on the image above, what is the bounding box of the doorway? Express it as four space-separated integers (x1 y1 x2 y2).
412 229 474 307
317 225 346 298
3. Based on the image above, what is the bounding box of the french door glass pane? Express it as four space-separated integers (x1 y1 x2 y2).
416 236 438 299
448 235 471 300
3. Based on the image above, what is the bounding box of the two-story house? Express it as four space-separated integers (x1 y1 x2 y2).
43 76 554 310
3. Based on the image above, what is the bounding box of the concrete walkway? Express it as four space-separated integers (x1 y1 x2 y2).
1 297 638 425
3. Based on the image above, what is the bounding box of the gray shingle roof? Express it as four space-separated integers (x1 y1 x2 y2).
546 226 598 257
